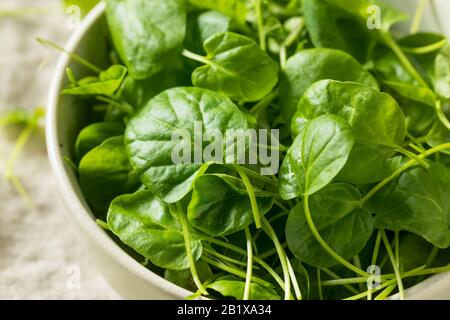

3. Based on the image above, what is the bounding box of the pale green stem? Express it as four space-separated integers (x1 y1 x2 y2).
201 255 270 287
198 234 285 289
396 146 429 169
401 38 447 54
176 203 208 295
410 0 429 34
203 247 255 269
375 284 397 300
243 227 253 300
250 90 279 114
361 142 450 205
234 165 262 228
96 219 110 231
262 217 292 300
317 268 323 300
381 31 429 88
287 258 302 300
181 49 210 65
436 100 450 131
255 0 266 51
381 229 404 300
303 195 368 277
37 37 102 73
321 268 359 295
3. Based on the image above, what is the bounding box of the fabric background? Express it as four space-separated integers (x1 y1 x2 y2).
0 0 119 299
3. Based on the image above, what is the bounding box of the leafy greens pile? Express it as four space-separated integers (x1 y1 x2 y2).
63 0 450 300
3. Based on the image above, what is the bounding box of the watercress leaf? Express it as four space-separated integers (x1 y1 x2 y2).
279 48 378 123
185 11 232 55
368 162 450 249
62 65 127 96
164 261 213 291
75 122 125 160
286 183 373 267
435 44 450 100
381 82 436 136
292 80 406 184
107 189 203 270
279 114 355 199
105 0 186 79
427 120 450 155
188 174 274 236
125 87 250 203
382 81 436 107
303 0 374 62
79 136 140 214
207 276 281 300
187 0 247 25
190 32 279 102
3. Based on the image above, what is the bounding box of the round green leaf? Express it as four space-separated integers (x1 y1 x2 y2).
279 48 378 123
107 189 203 270
79 136 140 214
125 87 250 203
191 32 279 102
106 0 186 79
75 122 125 160
292 80 406 183
279 114 355 199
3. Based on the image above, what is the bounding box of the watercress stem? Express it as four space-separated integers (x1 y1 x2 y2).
375 284 397 300
286 258 302 300
303 194 368 277
37 37 102 74
280 46 287 68
321 268 359 294
201 255 270 287
394 231 400 268
396 146 429 169
381 31 429 88
436 100 450 131
250 89 279 114
317 268 323 300
255 0 266 51
262 217 292 300
234 165 262 228
198 234 286 289
176 202 208 295
226 164 278 187
380 229 404 300
410 0 429 34
371 230 382 266
203 246 255 269
243 227 253 300
181 49 210 65
95 96 134 114
96 219 110 231
401 38 447 55
360 142 450 205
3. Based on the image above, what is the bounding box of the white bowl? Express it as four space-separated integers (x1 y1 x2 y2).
47 0 450 299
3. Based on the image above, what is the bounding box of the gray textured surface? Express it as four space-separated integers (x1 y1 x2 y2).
0 0 119 299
